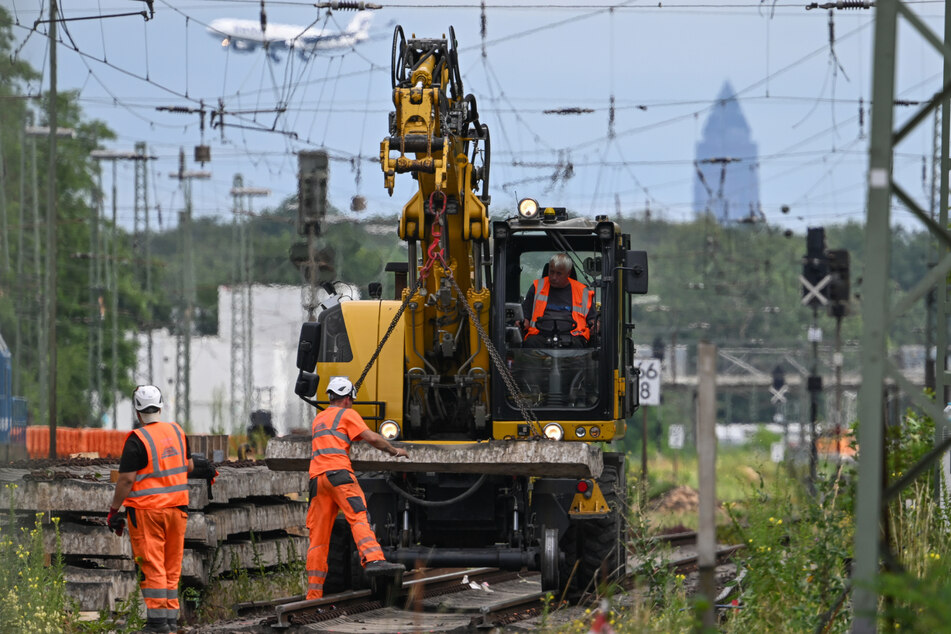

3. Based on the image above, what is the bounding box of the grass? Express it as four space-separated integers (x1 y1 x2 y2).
553 415 951 633
642 444 786 532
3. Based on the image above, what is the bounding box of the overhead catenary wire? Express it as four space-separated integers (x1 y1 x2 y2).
8 0 910 230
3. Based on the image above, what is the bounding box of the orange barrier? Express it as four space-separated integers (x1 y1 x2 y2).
24 428 233 460
816 433 856 457
25 427 131 459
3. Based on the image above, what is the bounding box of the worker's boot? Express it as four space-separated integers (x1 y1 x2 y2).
167 618 181 632
140 619 170 633
364 560 405 576
365 560 405 606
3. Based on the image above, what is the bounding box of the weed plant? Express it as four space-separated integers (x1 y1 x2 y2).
566 408 951 632
0 483 149 633
1 484 69 632
191 534 305 624
875 408 951 630
719 463 854 633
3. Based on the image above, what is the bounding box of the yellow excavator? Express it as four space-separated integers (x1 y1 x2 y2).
282 26 649 595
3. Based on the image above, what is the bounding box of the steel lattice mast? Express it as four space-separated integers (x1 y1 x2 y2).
854 1 951 630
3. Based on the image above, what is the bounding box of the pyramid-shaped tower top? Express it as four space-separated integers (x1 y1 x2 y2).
693 80 760 223
701 81 751 139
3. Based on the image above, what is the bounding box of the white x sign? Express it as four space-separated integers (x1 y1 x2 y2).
770 384 789 404
799 274 830 306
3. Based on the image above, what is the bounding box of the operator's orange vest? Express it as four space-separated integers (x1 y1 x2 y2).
527 277 593 340
124 421 189 509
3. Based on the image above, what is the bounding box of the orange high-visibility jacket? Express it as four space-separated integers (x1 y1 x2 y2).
308 407 369 479
527 277 593 340
124 421 189 509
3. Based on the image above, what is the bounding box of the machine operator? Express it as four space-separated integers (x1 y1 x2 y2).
306 376 408 599
520 253 597 348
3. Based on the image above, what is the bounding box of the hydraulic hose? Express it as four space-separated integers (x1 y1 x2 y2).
386 473 488 507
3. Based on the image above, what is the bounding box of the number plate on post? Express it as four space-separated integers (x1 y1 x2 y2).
633 359 661 406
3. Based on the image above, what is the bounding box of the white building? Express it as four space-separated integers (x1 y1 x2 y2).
117 284 353 434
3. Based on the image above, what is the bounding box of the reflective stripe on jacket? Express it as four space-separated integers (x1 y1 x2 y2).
309 407 361 478
527 277 593 340
125 421 189 509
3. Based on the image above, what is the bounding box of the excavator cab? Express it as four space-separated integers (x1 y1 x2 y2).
490 201 648 441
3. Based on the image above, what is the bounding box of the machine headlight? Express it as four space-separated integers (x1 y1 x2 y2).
380 420 401 440
543 422 564 440
574 426 587 438
518 198 540 220
589 425 601 439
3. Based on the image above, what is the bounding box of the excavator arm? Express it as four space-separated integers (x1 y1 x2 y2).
380 26 492 438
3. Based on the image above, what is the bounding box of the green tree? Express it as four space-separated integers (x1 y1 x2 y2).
0 6 149 426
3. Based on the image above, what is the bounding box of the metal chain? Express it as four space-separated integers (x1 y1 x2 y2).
353 189 540 437
445 274 541 437
353 191 447 393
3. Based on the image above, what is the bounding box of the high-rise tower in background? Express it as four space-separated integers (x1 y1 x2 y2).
693 82 761 224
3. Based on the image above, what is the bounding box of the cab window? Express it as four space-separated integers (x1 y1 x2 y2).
317 305 353 363
505 249 601 411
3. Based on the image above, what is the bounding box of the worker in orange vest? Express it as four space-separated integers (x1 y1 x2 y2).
106 385 213 633
520 253 596 348
306 376 408 600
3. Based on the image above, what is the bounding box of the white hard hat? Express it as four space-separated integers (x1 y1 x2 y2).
326 376 355 398
133 385 164 411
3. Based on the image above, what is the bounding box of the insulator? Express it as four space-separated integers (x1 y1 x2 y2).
806 0 873 9
329 1 370 10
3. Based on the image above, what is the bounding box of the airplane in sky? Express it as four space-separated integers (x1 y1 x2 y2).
207 11 374 60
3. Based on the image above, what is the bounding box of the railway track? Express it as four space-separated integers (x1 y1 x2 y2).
209 530 741 633
267 567 542 630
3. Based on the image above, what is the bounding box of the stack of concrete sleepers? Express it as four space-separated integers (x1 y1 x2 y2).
0 460 308 613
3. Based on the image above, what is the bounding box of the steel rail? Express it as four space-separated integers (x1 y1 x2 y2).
269 566 499 628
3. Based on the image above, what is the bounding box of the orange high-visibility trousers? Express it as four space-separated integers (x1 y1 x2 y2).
127 506 188 623
306 469 385 599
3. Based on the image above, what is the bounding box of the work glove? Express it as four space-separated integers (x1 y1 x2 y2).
106 507 125 537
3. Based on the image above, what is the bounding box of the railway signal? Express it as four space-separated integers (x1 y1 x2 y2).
769 385 788 405
826 248 850 317
770 364 787 404
800 227 830 307
297 150 329 236
798 226 851 492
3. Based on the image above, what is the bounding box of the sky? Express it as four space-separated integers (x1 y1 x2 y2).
6 0 949 236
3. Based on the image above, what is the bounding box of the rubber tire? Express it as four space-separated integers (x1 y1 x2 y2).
578 465 625 592
540 527 560 592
